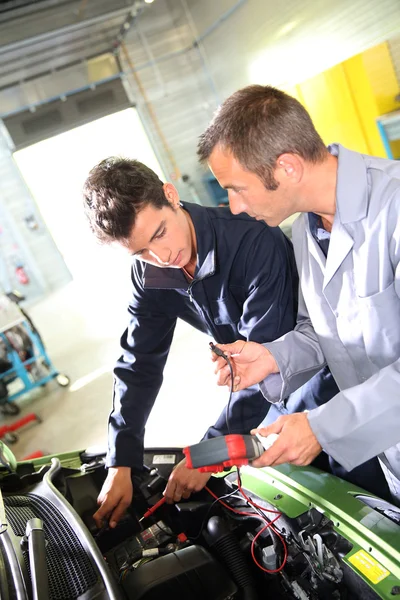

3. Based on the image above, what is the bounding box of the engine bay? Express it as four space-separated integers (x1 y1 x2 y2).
1 446 400 599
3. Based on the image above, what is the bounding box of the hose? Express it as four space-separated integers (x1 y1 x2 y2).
205 516 259 600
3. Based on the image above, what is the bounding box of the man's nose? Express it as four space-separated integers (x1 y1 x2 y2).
149 248 170 266
228 191 247 216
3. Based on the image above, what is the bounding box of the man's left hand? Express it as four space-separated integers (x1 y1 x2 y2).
251 413 322 468
163 458 212 503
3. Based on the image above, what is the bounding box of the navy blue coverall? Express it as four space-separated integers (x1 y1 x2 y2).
107 201 298 471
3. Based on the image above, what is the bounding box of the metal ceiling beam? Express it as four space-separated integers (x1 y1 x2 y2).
0 21 119 71
0 71 125 118
0 0 55 17
0 45 111 86
0 51 110 93
0 4 133 54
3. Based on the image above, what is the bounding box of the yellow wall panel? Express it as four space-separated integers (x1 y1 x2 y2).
298 64 369 153
362 42 399 115
283 41 400 158
343 54 386 157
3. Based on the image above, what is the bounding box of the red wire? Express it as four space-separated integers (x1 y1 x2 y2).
236 477 288 574
204 485 259 518
204 476 288 574
251 520 288 573
236 477 281 514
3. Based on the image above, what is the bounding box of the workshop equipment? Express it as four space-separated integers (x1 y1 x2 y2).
22 450 45 461
0 293 70 415
0 412 41 444
183 433 278 473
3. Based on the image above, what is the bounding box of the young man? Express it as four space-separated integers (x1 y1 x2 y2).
83 157 298 527
198 84 400 504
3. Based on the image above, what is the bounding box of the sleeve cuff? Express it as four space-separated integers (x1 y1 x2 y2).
259 372 284 403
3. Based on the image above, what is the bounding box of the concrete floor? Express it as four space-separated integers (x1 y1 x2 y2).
1 279 229 462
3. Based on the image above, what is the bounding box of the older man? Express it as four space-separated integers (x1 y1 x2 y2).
199 84 400 503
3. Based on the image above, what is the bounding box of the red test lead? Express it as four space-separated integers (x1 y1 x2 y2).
139 496 166 523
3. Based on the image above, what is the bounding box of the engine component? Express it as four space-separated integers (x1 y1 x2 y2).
298 529 343 585
205 515 259 600
262 545 277 571
109 521 174 573
2 447 400 600
120 544 238 599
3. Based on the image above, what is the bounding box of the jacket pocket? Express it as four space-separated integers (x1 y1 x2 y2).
358 282 400 368
210 298 241 325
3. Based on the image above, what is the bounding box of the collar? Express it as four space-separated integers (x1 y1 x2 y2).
308 212 331 239
142 201 216 289
328 143 368 224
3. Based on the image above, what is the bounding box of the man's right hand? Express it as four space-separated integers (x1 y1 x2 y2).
211 340 279 391
93 466 133 529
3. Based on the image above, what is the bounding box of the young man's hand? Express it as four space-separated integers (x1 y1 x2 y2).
211 340 279 391
251 413 322 467
93 466 133 529
163 458 211 503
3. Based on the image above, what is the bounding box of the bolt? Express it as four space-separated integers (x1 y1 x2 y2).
274 494 283 500
391 586 400 595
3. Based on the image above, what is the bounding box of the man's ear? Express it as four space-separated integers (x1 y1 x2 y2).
275 153 304 184
163 182 180 208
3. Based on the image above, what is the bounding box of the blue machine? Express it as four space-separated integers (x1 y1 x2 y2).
0 293 69 416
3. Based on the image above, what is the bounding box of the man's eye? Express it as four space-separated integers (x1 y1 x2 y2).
155 228 166 239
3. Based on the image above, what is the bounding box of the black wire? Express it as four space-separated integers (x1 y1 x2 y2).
188 482 280 543
237 467 273 523
236 467 285 544
142 489 244 543
187 487 242 541
209 342 234 434
225 359 234 434
186 469 281 545
237 467 242 487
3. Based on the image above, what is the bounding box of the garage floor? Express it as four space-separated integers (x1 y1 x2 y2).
1 281 230 462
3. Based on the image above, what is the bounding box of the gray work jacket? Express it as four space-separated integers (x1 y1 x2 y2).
261 144 400 496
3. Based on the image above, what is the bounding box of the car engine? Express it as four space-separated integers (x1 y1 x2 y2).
0 445 400 599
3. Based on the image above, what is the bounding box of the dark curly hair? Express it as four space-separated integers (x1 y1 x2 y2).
83 157 169 244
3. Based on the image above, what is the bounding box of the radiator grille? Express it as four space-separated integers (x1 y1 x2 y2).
4 493 99 599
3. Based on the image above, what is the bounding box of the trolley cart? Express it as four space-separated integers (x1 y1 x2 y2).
0 294 70 416
0 413 41 444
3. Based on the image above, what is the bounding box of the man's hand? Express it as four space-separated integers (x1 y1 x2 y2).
211 340 279 391
250 413 322 468
93 466 133 529
164 458 211 504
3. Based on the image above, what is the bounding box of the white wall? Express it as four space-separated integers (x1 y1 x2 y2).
0 125 71 303
189 0 400 95
13 108 165 314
